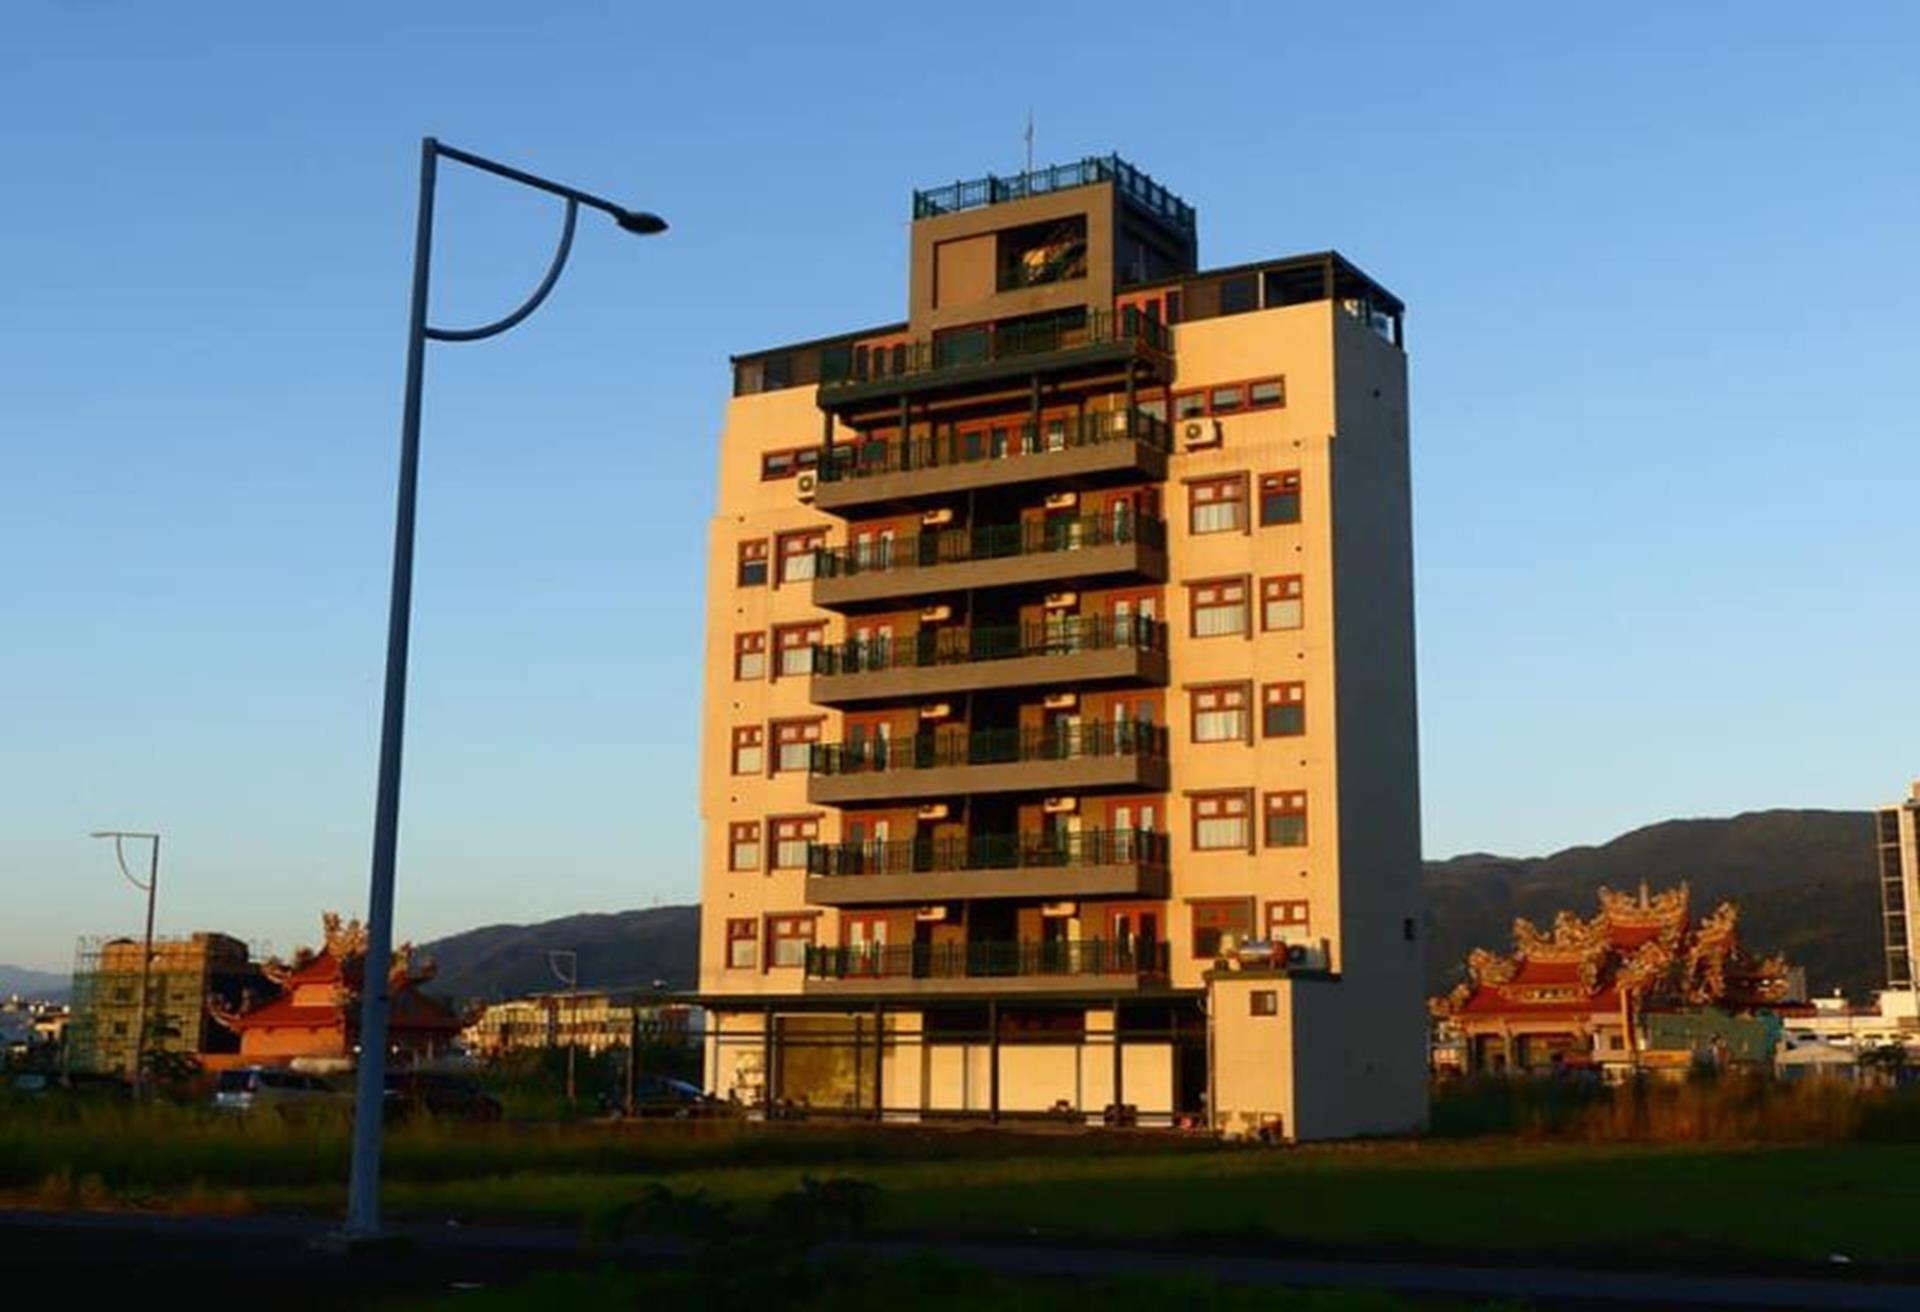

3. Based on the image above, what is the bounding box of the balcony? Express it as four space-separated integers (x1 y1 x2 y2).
814 409 1169 513
806 829 1170 906
803 938 1171 997
807 721 1169 806
815 307 1173 411
810 615 1168 706
811 513 1166 610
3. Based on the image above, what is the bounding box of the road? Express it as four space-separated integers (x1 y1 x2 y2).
2 1207 1916 1310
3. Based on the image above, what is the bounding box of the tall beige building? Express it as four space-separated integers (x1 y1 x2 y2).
698 156 1424 1139
1877 782 1920 990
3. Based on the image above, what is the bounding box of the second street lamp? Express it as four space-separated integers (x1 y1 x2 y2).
344 138 666 1242
89 830 160 1094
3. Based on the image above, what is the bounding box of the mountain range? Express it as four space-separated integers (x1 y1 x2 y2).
0 964 70 1002
414 809 1885 1005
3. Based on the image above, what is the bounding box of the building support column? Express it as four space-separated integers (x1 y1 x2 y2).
1028 374 1041 451
872 1000 885 1121
1124 364 1137 419
899 395 911 466
1111 997 1124 1120
762 1003 775 1116
988 999 1000 1124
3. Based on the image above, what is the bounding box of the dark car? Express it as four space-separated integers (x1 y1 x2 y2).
9 1071 133 1101
629 1073 719 1118
382 1070 504 1123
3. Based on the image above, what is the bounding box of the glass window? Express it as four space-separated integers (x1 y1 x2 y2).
1190 579 1249 638
728 822 761 872
1189 476 1246 534
1260 471 1301 526
1265 792 1308 848
771 719 821 773
1173 391 1207 420
1191 685 1249 743
1266 900 1310 941
733 632 766 681
934 326 990 368
1192 792 1251 851
737 539 768 587
1220 276 1258 315
774 624 823 677
1262 683 1306 737
1249 990 1278 1016
1209 385 1244 413
1249 378 1285 409
726 919 757 970
1261 576 1304 631
731 726 764 775
772 817 819 869
777 531 825 584
1191 898 1254 958
768 916 815 968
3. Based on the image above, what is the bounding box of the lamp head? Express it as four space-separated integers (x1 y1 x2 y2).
613 208 669 236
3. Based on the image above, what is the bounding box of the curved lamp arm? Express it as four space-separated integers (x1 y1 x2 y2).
425 198 579 344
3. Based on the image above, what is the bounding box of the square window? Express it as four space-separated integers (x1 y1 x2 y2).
1191 897 1254 958
1266 900 1310 941
774 623 824 677
1191 791 1252 852
1261 576 1303 631
734 632 767 681
726 919 757 970
771 815 819 869
1259 472 1301 526
728 822 761 872
1173 391 1207 421
1189 578 1249 638
777 531 826 584
1188 475 1246 535
1249 990 1278 1016
731 725 764 775
1190 684 1249 744
1262 683 1306 737
767 914 816 968
771 719 822 773
1265 792 1308 848
737 539 769 587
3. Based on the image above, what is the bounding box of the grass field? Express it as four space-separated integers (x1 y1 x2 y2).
7 1089 1920 1271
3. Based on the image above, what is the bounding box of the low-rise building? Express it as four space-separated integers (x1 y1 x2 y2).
463 992 697 1058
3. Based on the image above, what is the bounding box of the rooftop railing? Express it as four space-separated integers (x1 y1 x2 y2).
805 938 1171 982
912 154 1195 234
810 720 1168 777
821 407 1168 485
813 614 1166 678
818 307 1171 394
815 512 1165 580
807 828 1169 878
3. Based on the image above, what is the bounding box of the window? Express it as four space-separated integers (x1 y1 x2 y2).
1209 384 1245 414
998 216 1089 291
1192 791 1252 851
1262 682 1306 737
1189 578 1249 638
730 725 764 775
1173 391 1207 421
1266 900 1310 941
771 815 820 869
759 446 819 480
774 623 825 677
1259 471 1301 526
1191 898 1254 958
1190 684 1249 744
777 530 826 584
1249 990 1278 1017
1261 575 1304 631
1219 275 1258 315
736 539 769 587
1265 792 1308 848
1249 378 1285 409
1188 476 1246 534
771 718 822 773
734 632 767 681
728 822 761 872
726 919 757 970
767 915 816 968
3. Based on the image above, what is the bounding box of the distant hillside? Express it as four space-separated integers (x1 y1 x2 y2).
1424 809 1880 999
0 964 69 1002
415 811 1883 1006
419 906 698 1003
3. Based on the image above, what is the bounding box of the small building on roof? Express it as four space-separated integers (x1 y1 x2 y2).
1431 882 1799 1077
210 913 462 1073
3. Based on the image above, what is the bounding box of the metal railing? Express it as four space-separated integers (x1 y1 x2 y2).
805 938 1171 981
912 154 1195 234
813 614 1166 677
815 512 1165 580
810 720 1168 777
819 306 1171 393
807 827 1170 877
820 407 1168 485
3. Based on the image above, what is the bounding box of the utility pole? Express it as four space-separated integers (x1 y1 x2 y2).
548 949 579 1107
90 831 160 1095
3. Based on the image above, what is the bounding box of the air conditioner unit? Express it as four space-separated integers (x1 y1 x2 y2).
1040 901 1078 919
921 507 954 527
1181 419 1219 449
919 702 951 721
795 471 817 502
1043 591 1078 610
1042 795 1078 814
1043 491 1079 511
915 905 948 923
1042 692 1078 711
916 803 950 821
920 604 952 624
1284 939 1331 971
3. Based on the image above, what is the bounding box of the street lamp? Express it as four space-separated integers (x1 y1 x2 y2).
89 830 160 1094
344 138 665 1241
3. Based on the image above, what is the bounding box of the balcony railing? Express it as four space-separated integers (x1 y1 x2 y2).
818 307 1172 394
810 721 1168 778
807 828 1169 878
816 513 1165 581
813 615 1166 678
820 408 1168 486
911 154 1196 234
805 938 1171 982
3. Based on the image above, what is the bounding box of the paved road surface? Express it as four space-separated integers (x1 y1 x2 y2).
2 1207 1916 1310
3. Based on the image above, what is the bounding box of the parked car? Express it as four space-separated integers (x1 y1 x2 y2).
7 1071 132 1101
212 1066 344 1116
629 1073 720 1118
382 1070 503 1123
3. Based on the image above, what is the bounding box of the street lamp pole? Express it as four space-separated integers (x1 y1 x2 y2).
343 138 665 1241
90 831 160 1094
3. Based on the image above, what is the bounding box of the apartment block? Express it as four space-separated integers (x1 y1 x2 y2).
698 155 1424 1139
1878 781 1920 990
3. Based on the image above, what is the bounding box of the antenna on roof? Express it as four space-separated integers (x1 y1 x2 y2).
1024 110 1034 175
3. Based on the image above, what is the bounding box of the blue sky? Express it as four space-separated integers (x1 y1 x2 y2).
2 3 1914 970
